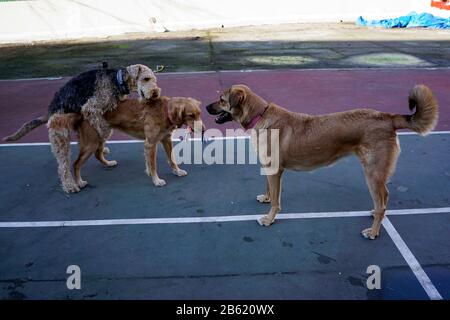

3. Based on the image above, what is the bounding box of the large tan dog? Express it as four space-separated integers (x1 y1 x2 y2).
206 84 438 239
50 96 205 190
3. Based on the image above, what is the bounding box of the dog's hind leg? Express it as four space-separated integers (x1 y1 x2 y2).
258 168 284 226
48 126 80 193
102 146 111 155
359 141 400 239
100 128 113 156
362 175 389 240
73 147 95 189
95 143 117 167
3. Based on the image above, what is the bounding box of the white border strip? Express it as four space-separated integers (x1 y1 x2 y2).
1 131 449 147
0 207 448 228
382 217 443 300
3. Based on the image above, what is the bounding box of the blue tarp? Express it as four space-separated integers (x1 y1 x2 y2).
357 12 450 29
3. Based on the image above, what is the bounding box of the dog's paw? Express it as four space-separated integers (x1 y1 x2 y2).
362 228 378 240
77 180 88 189
172 168 187 177
63 183 80 193
105 160 117 167
103 147 110 155
153 178 167 187
256 194 270 203
257 215 275 226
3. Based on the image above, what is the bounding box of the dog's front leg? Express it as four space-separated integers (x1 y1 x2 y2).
81 100 112 141
144 140 166 187
161 136 187 177
258 169 284 226
256 176 271 203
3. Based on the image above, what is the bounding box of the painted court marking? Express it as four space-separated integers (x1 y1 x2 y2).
0 131 449 147
0 207 449 228
0 207 447 300
1 133 448 300
382 217 443 300
1 66 450 82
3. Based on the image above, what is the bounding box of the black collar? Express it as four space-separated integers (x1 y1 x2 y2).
116 69 130 95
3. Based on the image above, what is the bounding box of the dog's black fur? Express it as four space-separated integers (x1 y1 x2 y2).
3 67 129 142
47 68 128 116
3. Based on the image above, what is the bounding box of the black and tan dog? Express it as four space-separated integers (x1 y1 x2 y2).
206 84 438 239
4 64 160 192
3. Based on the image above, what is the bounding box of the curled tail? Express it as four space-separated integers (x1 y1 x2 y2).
3 115 48 142
393 85 439 136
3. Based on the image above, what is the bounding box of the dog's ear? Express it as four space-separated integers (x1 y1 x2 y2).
189 98 201 108
177 107 185 123
229 87 245 109
126 64 142 80
169 99 185 125
122 68 131 82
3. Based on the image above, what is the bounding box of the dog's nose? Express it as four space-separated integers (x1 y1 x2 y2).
205 102 221 115
152 88 161 98
205 103 214 114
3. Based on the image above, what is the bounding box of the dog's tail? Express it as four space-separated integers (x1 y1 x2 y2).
3 115 49 142
393 85 439 136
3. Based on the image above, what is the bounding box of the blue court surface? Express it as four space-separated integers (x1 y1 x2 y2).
0 134 449 299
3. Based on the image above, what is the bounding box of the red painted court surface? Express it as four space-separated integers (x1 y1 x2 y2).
0 68 449 143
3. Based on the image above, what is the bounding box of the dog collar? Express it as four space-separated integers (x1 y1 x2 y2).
243 104 269 130
116 69 130 95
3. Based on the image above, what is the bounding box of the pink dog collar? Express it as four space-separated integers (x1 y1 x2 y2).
243 105 269 130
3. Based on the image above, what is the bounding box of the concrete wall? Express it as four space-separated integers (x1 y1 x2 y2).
0 0 447 44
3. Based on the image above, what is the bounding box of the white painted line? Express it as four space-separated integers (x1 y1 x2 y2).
382 217 443 300
2 67 450 81
0 142 53 147
0 207 449 228
216 67 450 74
397 131 450 136
383 207 450 215
0 135 248 147
1 131 449 147
0 77 63 82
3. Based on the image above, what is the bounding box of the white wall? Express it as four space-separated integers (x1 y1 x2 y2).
0 0 447 44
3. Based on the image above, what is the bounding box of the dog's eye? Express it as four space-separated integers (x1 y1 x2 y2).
143 77 150 82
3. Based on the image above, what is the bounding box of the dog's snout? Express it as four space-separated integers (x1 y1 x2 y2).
206 102 219 115
148 88 161 99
